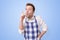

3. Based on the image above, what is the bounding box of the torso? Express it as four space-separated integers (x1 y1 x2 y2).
24 16 40 40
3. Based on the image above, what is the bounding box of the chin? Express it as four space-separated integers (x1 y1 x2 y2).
26 15 29 18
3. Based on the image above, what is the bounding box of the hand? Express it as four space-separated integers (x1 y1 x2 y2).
37 37 41 40
20 12 25 21
37 34 41 40
19 12 25 30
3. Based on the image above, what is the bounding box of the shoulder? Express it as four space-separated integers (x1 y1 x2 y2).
35 16 42 20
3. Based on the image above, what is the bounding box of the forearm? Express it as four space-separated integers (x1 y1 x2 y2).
18 20 24 34
38 31 47 39
19 13 25 34
19 20 24 30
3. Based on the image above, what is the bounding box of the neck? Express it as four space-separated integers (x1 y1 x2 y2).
28 15 33 19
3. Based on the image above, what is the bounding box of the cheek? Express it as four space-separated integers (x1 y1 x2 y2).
26 11 31 15
29 11 33 15
28 11 31 13
29 10 33 14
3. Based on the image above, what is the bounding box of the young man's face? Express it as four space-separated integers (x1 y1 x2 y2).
25 5 34 18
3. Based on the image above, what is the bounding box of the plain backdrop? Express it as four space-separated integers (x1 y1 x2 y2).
0 0 60 40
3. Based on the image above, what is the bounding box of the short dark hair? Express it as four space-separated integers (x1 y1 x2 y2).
26 3 35 12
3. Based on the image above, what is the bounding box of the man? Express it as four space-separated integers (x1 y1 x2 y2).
19 3 48 40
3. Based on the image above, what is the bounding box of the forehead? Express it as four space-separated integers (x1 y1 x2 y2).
26 6 33 9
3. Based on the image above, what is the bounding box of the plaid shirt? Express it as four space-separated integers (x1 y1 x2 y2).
19 16 48 40
24 16 40 40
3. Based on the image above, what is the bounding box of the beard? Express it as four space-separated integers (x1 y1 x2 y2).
26 14 33 19
25 14 30 18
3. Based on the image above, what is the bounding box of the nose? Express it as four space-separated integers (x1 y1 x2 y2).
26 10 29 14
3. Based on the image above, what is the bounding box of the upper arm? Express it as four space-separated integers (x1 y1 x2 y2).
36 16 48 31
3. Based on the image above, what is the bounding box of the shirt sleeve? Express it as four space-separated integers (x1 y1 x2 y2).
18 29 24 34
36 16 48 31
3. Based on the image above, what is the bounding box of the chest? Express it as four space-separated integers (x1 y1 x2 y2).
24 19 38 30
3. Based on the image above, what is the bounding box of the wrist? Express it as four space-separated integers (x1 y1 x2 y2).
38 33 41 38
37 37 41 40
20 18 23 22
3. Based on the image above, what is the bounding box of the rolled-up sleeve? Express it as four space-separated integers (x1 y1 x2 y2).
41 21 48 31
40 17 48 31
37 16 48 31
18 29 24 34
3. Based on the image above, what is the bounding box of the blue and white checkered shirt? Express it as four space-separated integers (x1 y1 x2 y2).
19 16 48 40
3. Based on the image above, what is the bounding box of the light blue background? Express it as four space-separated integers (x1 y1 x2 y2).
0 0 60 40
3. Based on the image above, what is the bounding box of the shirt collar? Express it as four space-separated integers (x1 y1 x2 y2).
25 15 35 21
